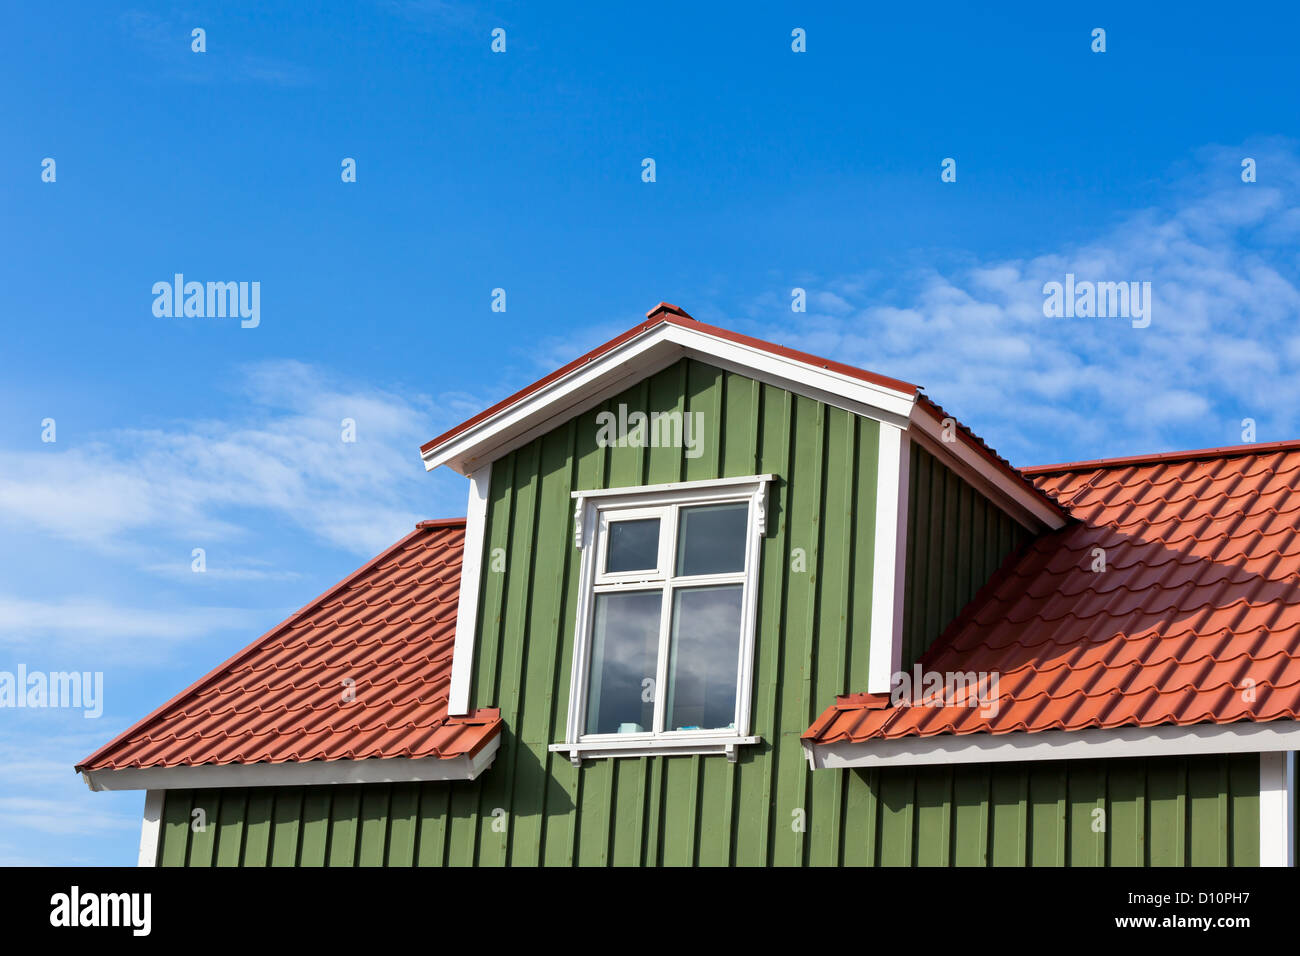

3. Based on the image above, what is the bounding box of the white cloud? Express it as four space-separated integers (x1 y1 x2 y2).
0 596 263 650
0 360 468 559
744 140 1300 464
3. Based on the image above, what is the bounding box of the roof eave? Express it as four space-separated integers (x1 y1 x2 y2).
79 729 503 792
804 718 1300 770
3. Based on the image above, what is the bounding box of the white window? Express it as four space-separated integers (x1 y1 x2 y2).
550 475 771 764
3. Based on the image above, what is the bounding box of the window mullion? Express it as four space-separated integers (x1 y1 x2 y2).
652 583 673 734
650 503 680 735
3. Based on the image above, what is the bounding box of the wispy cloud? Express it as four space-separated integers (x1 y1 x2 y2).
0 596 263 651
0 360 468 560
738 140 1300 464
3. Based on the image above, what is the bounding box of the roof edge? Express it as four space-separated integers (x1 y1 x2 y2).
418 305 920 459
1022 438 1300 476
804 715 1300 770
75 522 463 774
81 723 503 791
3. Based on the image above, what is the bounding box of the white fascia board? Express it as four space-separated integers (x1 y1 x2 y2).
422 323 918 476
81 736 501 792
867 424 909 694
137 790 164 867
447 462 491 717
805 719 1300 771
1260 750 1296 867
909 409 1065 532
659 325 916 424
425 335 686 474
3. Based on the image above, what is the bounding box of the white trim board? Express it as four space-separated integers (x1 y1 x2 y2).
421 321 917 476
137 790 164 867
447 462 491 717
548 735 762 763
1260 750 1296 867
867 424 909 694
805 719 1300 770
82 736 501 792
908 409 1065 531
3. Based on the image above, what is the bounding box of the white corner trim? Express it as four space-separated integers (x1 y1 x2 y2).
448 462 492 717
909 410 1064 532
806 719 1300 771
137 789 164 867
82 735 502 792
1260 750 1296 867
867 425 909 694
421 322 918 475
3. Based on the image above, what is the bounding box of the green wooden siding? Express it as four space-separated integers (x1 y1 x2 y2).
468 357 882 867
155 752 1261 866
147 359 1269 867
901 442 1032 669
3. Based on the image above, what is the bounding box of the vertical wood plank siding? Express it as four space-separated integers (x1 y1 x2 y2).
901 442 1032 670
149 360 1265 867
156 753 1261 866
471 358 882 866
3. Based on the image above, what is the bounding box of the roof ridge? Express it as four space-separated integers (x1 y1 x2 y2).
416 517 468 529
1023 438 1300 476
418 304 920 456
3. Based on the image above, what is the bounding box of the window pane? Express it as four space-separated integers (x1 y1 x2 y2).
585 590 661 735
605 518 660 573
675 503 748 576
665 584 743 732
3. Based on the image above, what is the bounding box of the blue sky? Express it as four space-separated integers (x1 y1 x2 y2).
2 2 1299 864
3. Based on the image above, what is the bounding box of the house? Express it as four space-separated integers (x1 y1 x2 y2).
78 302 1300 867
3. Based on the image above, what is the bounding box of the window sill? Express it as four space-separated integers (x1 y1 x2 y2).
548 735 762 766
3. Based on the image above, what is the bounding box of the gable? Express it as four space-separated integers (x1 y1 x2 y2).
461 357 887 862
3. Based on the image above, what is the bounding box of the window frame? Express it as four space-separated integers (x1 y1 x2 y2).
551 474 773 765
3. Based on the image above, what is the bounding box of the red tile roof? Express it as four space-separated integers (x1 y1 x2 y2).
805 441 1300 746
77 520 501 772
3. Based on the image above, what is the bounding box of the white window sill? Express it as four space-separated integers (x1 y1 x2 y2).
548 735 762 766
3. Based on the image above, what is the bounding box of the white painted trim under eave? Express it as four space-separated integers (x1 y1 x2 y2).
805 719 1300 771
422 322 918 475
448 462 491 717
137 789 163 867
81 736 501 792
867 424 909 694
909 409 1065 532
1260 750 1296 867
